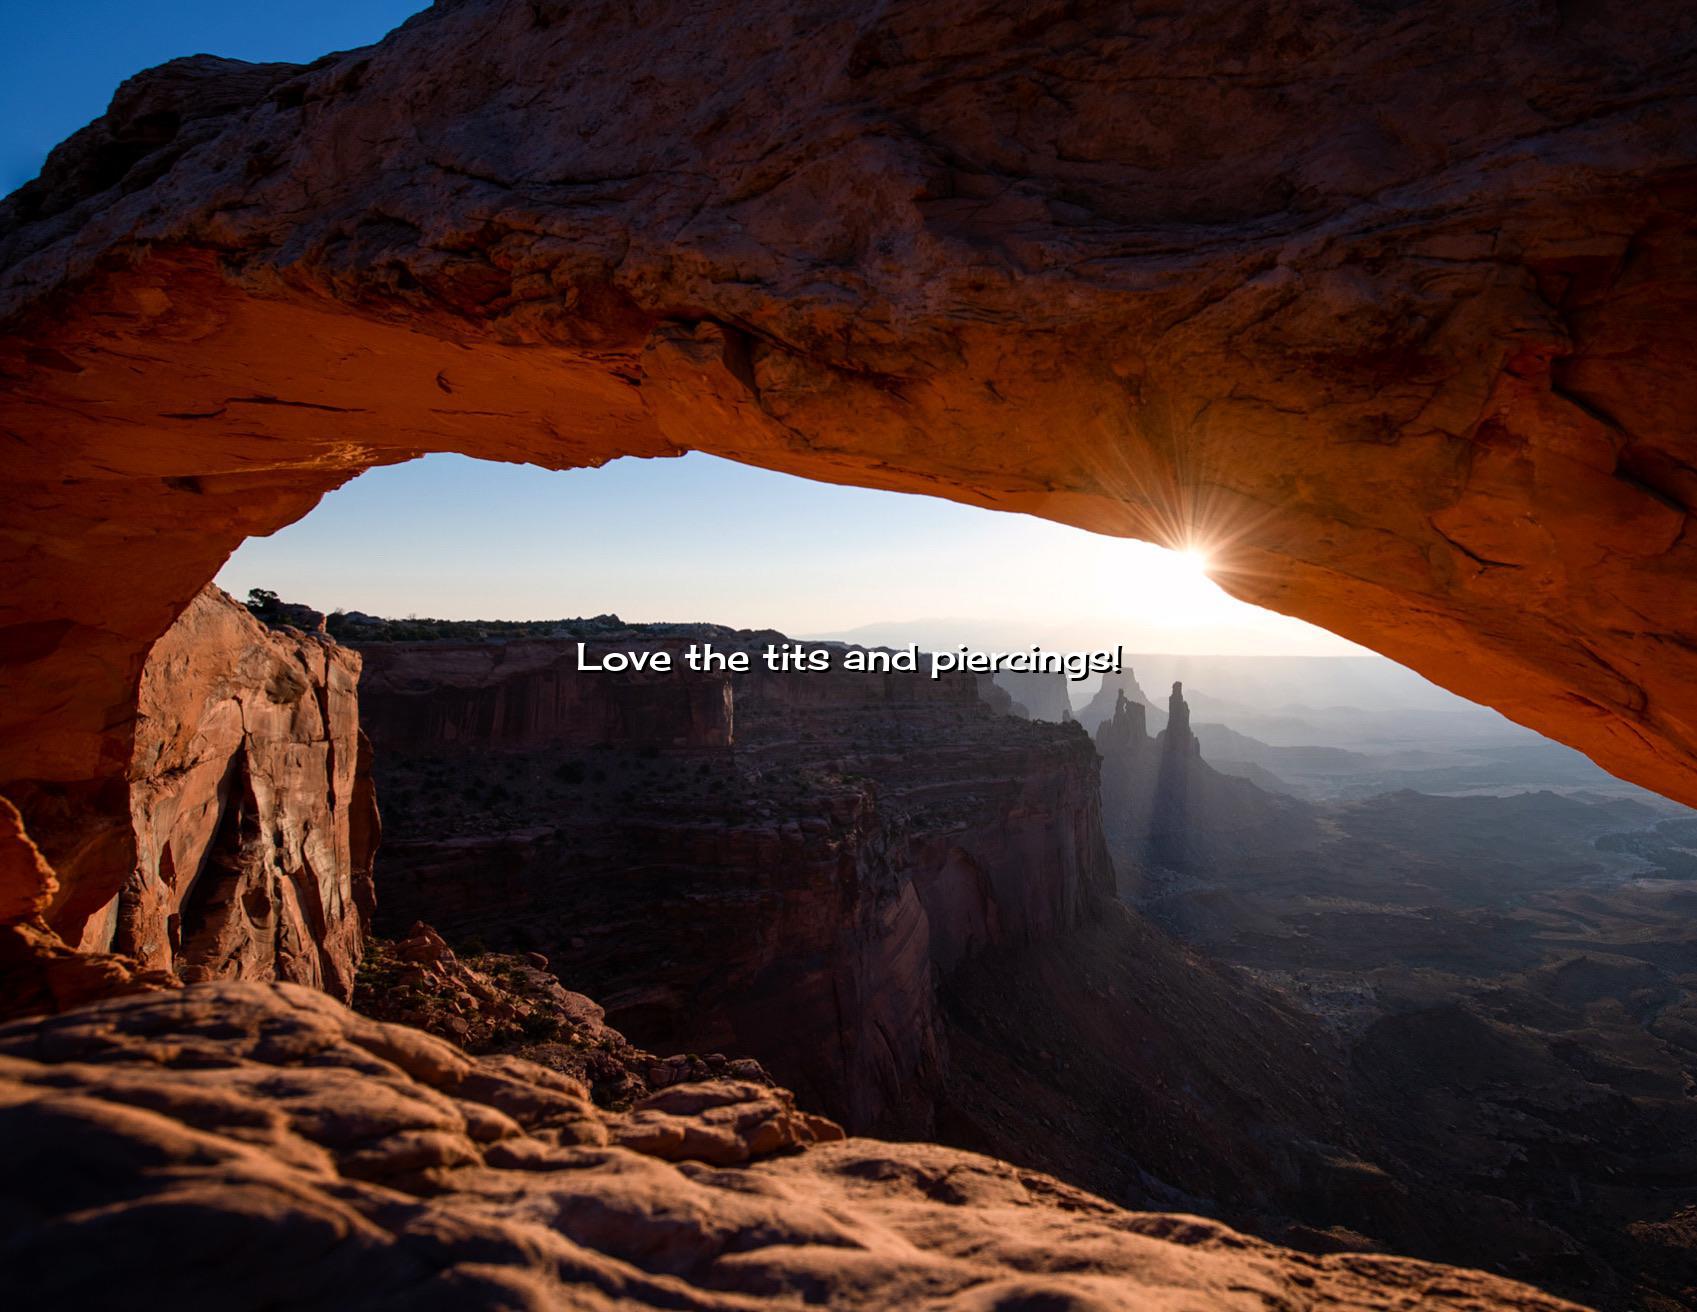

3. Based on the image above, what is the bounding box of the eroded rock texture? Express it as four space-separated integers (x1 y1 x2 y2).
0 797 180 1021
0 981 1581 1312
2 0 1696 932
359 621 1111 1135
116 586 378 995
6 586 379 1001
355 922 778 1110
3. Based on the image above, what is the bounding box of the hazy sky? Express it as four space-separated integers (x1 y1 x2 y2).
209 453 1361 654
6 2 1360 655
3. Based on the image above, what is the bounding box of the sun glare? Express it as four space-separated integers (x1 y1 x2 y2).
214 453 1362 655
1173 547 1213 579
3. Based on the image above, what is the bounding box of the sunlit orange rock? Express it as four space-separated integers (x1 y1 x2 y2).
1 0 1694 935
0 796 179 1020
114 586 377 995
0 980 1584 1312
0 798 55 925
2 587 376 1004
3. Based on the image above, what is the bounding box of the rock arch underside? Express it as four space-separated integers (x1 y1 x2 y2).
2 0 1695 945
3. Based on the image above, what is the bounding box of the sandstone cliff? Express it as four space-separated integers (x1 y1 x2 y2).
358 621 1112 1136
356 628 1475 1291
110 586 379 997
0 6 1691 1305
1 587 379 1015
358 637 734 751
0 980 1585 1312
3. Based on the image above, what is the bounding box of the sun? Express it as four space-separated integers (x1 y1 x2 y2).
1172 547 1214 580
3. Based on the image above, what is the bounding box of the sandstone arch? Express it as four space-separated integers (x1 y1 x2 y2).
2 0 1695 941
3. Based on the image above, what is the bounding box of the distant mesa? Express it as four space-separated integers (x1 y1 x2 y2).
991 670 1074 723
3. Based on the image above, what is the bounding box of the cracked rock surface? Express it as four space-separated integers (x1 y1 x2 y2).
0 980 1582 1311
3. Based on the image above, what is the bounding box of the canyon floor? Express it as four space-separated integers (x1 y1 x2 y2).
4 596 1692 1310
1138 788 1697 1308
343 615 1697 1311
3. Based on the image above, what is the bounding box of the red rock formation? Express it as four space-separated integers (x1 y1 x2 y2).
0 796 54 925
356 921 778 1108
358 622 1112 1134
5 586 380 1007
115 586 379 996
0 12 1688 1305
359 637 734 751
1096 679 1315 885
0 980 1583 1312
3 0 1697 946
0 796 179 1021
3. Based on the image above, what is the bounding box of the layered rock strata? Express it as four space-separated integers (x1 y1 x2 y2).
358 621 1113 1136
355 637 734 752
0 980 1584 1312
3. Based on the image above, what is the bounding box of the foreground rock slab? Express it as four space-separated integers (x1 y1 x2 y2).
0 982 1582 1310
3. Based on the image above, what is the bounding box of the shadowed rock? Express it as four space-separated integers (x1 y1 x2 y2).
358 621 1112 1135
0 980 1583 1311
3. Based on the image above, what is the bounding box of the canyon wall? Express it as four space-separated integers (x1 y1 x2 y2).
357 637 734 752
357 623 1112 1134
2 0 1696 950
1 587 379 1011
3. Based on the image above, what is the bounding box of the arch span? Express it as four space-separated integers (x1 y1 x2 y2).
3 0 1695 939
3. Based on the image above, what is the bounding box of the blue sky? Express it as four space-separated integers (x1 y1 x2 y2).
209 452 1368 653
4 2 1358 653
1 1 427 194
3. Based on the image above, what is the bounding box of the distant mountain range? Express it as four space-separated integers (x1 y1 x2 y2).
823 626 1676 808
